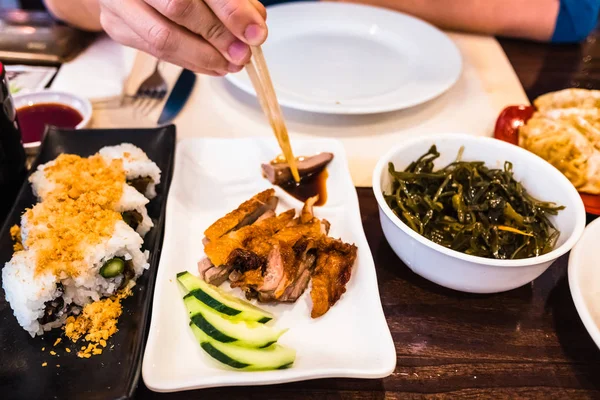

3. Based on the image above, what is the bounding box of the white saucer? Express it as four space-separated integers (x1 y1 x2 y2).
226 2 462 114
569 217 600 350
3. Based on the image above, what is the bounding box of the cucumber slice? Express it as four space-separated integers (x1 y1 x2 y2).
177 271 273 323
190 323 295 371
100 257 125 278
184 295 286 348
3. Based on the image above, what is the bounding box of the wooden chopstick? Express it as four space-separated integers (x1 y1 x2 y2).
245 61 273 129
246 46 301 183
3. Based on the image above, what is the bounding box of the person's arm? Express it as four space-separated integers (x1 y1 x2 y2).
331 0 561 41
43 0 102 32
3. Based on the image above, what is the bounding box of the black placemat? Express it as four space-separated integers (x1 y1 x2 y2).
0 125 176 400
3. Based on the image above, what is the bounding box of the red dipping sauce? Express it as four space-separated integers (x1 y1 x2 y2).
17 103 83 144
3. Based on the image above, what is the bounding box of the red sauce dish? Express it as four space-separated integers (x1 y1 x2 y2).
17 103 83 145
494 105 600 215
11 91 92 155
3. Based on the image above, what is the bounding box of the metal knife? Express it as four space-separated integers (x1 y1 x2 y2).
157 68 196 125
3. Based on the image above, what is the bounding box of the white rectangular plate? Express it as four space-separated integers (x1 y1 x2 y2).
142 138 396 392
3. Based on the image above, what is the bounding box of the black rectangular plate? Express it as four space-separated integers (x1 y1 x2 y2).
0 125 176 400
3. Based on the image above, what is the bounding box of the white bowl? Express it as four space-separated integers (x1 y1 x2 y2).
568 217 600 350
13 90 92 153
372 133 586 294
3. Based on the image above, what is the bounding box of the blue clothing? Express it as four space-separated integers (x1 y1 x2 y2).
552 0 600 42
262 0 600 43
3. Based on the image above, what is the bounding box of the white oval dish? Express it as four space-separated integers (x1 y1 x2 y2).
142 138 396 391
226 2 462 115
372 133 586 294
568 217 600 349
14 90 92 154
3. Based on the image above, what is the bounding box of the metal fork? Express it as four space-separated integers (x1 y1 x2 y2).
131 60 168 115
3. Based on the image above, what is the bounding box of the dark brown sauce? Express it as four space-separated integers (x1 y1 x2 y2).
17 103 83 144
278 169 328 206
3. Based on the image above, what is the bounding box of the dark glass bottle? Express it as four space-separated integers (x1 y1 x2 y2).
0 61 27 225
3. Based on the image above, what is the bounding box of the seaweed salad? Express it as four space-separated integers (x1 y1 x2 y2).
384 145 565 259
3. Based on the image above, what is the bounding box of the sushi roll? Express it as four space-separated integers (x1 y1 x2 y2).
4 145 158 338
2 220 149 337
65 219 149 302
99 143 161 199
2 251 67 336
28 154 154 237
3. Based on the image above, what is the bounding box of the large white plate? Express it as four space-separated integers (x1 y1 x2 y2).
142 138 396 391
568 218 600 349
226 2 462 115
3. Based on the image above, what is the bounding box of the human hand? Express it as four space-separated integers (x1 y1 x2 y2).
98 0 267 76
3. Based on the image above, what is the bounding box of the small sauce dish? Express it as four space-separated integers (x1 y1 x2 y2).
13 91 92 155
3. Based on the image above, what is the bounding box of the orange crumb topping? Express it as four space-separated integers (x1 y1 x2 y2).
64 289 131 358
10 225 23 252
43 154 125 205
24 155 125 277
26 195 121 277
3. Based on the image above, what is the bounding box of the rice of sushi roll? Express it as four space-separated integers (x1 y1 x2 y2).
99 143 161 199
28 154 154 237
2 251 66 335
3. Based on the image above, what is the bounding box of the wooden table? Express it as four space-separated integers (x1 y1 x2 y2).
133 31 600 400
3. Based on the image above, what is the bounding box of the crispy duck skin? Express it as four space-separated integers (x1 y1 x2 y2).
204 248 267 286
310 238 357 318
202 249 266 286
227 248 266 272
232 268 264 289
203 189 277 242
204 209 295 267
200 191 357 317
270 221 318 247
